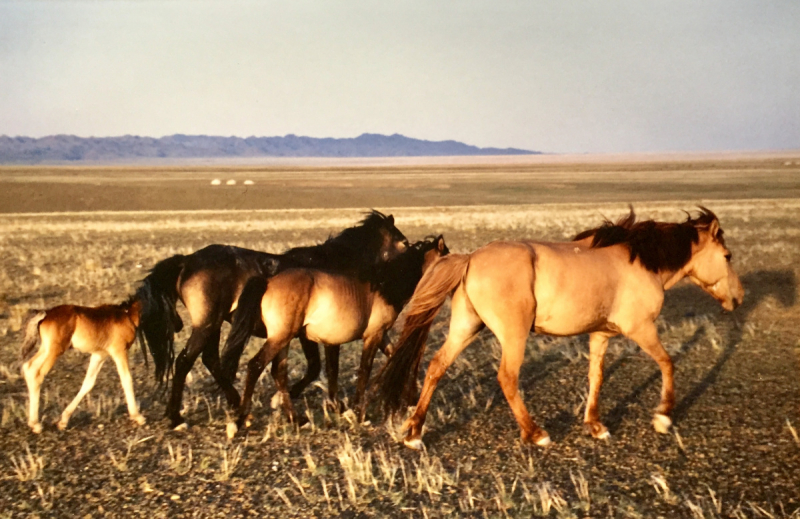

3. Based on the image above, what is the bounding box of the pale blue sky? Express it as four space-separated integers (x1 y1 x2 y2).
1 0 798 153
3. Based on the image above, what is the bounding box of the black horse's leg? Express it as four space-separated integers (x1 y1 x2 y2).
353 333 384 421
289 333 321 399
166 323 219 429
324 344 342 410
200 329 241 409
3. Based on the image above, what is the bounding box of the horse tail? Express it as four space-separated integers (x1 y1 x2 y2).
222 276 268 379
135 254 185 386
377 253 470 417
20 310 47 361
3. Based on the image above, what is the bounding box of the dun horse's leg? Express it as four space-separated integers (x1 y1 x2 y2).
58 353 106 430
22 344 60 434
269 346 298 422
227 337 289 438
108 345 146 426
167 324 218 429
403 289 483 449
584 332 612 439
627 322 675 433
354 333 384 421
288 334 321 399
324 344 342 410
200 330 242 409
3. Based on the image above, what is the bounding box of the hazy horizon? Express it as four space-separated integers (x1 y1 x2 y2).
2 1 798 153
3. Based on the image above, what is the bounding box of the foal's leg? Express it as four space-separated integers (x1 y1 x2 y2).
403 288 483 449
58 353 107 430
22 341 62 434
354 333 384 421
627 321 675 433
108 343 146 426
584 332 612 439
288 333 321 399
324 344 342 410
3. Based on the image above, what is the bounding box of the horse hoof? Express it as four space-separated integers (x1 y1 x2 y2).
653 414 672 434
404 437 424 450
226 422 238 439
173 422 189 432
57 420 68 431
132 414 146 426
270 392 284 410
30 422 43 434
596 429 611 440
535 434 552 447
584 422 610 440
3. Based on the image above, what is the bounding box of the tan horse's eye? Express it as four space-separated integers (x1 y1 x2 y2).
724 252 732 262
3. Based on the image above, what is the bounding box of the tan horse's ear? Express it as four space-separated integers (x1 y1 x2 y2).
437 235 446 252
708 218 720 240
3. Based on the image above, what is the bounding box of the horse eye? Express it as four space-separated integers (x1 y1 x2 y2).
724 252 732 262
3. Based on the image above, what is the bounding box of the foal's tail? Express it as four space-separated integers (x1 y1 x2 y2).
377 253 470 417
135 254 185 386
20 310 47 361
222 276 268 380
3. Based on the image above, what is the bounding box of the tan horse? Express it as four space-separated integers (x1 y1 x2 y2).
378 208 743 449
20 298 145 433
225 236 448 438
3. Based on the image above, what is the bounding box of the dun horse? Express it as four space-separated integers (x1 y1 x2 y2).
225 236 448 438
20 298 145 433
378 208 743 449
136 211 408 429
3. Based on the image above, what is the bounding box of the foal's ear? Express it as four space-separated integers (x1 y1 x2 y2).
436 235 446 252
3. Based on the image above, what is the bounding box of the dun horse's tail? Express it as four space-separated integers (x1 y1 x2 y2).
222 276 268 379
377 253 470 417
135 254 185 386
20 310 47 361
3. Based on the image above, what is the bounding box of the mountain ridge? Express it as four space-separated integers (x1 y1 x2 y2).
0 133 539 163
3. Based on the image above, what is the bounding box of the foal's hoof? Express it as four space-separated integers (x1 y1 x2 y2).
653 413 672 434
173 422 189 432
584 421 610 440
131 414 146 426
403 437 424 450
522 429 551 447
57 420 69 431
30 422 43 434
226 422 238 440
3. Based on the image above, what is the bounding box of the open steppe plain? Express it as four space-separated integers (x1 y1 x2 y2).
0 153 799 518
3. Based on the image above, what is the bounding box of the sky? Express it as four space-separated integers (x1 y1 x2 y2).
1 1 798 153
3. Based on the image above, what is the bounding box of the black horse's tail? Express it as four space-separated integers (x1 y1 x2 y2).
222 276 268 380
136 254 185 386
376 254 470 418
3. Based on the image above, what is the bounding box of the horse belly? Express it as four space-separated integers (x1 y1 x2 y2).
303 290 369 345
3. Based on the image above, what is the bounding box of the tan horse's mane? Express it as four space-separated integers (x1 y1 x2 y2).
573 206 723 273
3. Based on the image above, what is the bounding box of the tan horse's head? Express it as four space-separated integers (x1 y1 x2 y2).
685 210 744 311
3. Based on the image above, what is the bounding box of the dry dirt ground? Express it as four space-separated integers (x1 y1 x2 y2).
0 156 799 518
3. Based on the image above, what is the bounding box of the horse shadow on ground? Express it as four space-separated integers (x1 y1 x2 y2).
603 269 796 432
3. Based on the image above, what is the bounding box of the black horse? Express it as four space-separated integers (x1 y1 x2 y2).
223 235 449 433
136 211 408 429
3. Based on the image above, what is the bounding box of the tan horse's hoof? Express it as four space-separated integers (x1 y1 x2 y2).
653 413 672 434
226 422 238 440
403 437 424 450
30 422 43 434
57 420 69 431
584 421 610 439
131 414 146 426
173 422 189 432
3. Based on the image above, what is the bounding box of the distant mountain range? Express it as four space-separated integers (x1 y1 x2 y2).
0 133 539 163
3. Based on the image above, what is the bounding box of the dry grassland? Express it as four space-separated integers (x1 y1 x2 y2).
0 160 799 517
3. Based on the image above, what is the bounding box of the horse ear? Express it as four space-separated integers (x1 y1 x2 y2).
437 235 446 252
387 215 395 226
707 218 720 240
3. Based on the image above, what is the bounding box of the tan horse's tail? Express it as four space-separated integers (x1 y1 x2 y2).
20 310 47 361
376 253 470 417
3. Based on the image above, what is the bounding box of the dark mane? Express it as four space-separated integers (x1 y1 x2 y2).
377 236 448 313
573 207 721 273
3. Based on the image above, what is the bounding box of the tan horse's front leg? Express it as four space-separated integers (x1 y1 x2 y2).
627 322 675 433
584 332 612 439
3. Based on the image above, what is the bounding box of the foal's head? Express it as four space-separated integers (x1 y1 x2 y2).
684 208 744 311
419 235 449 273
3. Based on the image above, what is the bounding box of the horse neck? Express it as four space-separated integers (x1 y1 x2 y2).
661 266 689 290
285 229 384 275
377 250 426 312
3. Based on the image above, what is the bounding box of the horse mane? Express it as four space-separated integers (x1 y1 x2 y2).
573 206 722 273
377 235 448 312
282 210 402 281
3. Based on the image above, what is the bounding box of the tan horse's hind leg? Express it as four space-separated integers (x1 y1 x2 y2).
584 332 612 439
403 286 483 450
108 343 145 426
22 339 62 434
626 322 675 433
58 353 106 430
